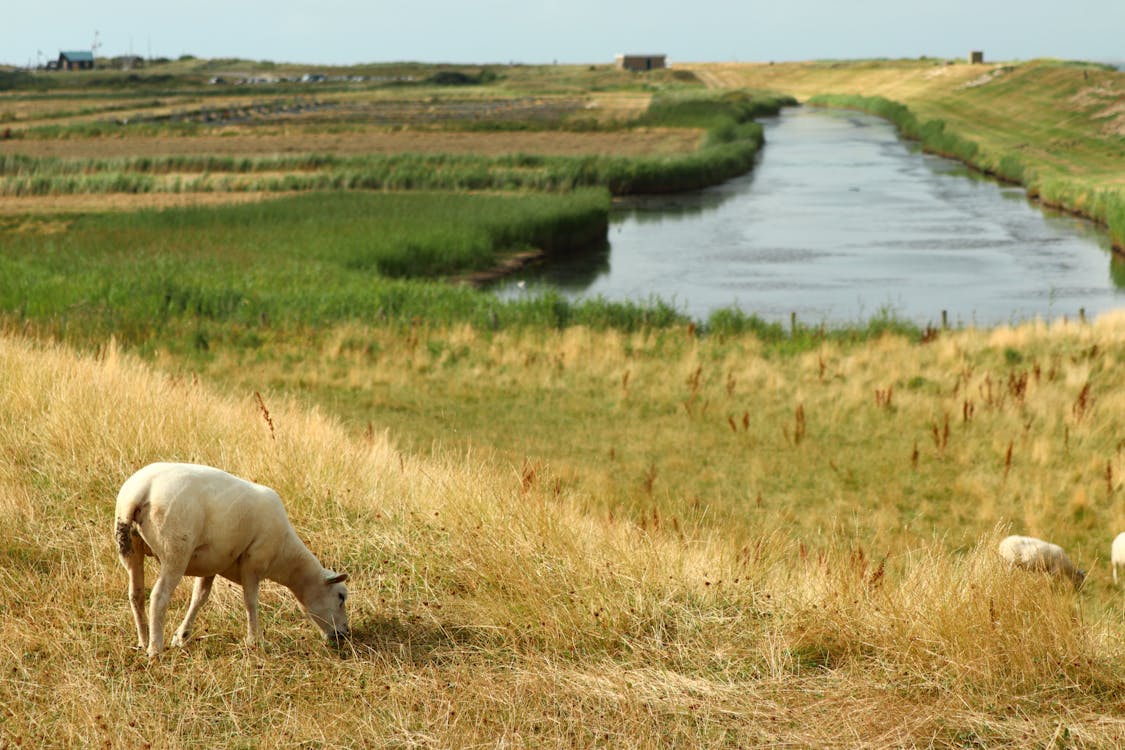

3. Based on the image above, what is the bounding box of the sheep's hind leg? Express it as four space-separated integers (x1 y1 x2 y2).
147 569 184 657
172 575 214 648
119 534 148 650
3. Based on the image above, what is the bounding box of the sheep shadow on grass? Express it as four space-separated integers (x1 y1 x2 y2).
332 614 503 664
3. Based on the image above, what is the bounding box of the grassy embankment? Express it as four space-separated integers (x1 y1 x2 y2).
5 60 1125 746
689 58 1125 247
5 310 1125 747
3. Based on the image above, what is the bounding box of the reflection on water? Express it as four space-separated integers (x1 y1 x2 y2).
612 187 739 224
491 106 1123 326
526 240 611 291
1111 254 1125 288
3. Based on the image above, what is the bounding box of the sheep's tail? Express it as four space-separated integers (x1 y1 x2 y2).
114 481 150 558
115 521 134 557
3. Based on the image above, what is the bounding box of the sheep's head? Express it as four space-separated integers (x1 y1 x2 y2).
302 570 350 641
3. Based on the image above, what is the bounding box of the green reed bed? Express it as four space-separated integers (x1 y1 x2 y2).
640 89 796 129
1 143 765 196
0 189 693 348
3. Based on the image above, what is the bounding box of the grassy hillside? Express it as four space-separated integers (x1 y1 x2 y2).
194 315 1125 556
5 319 1125 746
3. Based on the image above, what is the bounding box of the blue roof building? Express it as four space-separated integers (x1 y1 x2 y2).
58 51 95 70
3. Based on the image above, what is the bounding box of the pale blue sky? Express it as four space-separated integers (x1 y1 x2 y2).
5 0 1123 67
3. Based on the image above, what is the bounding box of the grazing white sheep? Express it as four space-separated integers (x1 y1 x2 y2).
997 534 1086 590
114 462 350 657
1112 533 1125 586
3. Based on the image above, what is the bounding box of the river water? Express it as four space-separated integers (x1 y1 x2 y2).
492 106 1125 327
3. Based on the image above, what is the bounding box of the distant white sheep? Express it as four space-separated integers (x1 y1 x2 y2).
1112 533 1125 586
114 462 350 657
997 534 1086 590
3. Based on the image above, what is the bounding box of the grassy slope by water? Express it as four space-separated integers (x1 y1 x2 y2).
688 58 1125 246
5 321 1125 747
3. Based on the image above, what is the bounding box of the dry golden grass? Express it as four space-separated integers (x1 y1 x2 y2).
0 93 168 123
581 92 654 123
6 315 1125 747
201 315 1125 557
685 59 994 103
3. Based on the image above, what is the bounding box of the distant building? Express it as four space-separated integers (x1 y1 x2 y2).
58 51 95 70
969 50 984 64
615 54 666 72
115 55 145 70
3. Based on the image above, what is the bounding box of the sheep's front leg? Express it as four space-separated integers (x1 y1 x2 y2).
241 575 262 646
147 569 184 657
172 575 214 648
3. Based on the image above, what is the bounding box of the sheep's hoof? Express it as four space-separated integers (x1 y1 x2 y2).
171 633 188 648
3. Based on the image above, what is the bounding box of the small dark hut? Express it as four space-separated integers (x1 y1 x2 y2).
58 51 95 70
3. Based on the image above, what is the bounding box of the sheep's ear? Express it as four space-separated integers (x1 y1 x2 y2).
325 572 348 585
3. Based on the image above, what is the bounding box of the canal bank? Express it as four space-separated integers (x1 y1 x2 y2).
491 106 1123 327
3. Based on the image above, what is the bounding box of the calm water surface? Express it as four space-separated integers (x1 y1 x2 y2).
493 106 1125 327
